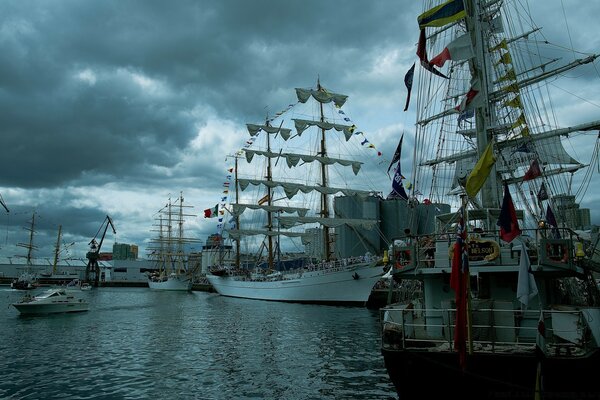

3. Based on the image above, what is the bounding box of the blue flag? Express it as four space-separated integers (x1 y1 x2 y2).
386 133 409 200
387 133 405 175
404 63 415 111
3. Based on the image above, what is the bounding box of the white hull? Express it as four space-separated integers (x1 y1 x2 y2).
148 275 192 291
207 262 383 305
12 288 89 315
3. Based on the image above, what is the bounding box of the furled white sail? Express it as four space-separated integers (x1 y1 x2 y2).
244 149 362 174
278 216 378 229
246 124 292 140
238 178 373 199
231 203 309 217
293 119 356 141
295 88 347 107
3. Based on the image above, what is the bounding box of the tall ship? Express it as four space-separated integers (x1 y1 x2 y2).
6 213 80 289
380 0 600 399
206 81 386 305
147 192 201 291
381 0 600 399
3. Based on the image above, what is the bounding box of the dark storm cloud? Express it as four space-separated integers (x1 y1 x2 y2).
0 1 598 257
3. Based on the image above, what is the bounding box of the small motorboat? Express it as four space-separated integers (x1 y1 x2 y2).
12 288 89 315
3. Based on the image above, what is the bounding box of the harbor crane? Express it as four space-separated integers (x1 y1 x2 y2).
85 215 116 287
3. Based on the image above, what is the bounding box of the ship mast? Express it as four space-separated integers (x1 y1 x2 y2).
17 212 36 266
465 0 499 208
52 225 62 274
265 118 274 270
234 155 241 269
317 79 331 261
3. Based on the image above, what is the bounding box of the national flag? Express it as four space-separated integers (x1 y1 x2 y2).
417 29 448 79
537 182 549 201
523 159 542 181
465 141 496 198
516 239 538 308
449 207 468 369
387 133 405 175
429 34 474 68
497 182 521 243
546 204 560 239
204 204 218 218
258 194 270 205
417 0 466 28
403 63 416 111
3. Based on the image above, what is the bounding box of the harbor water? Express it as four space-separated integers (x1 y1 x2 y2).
0 287 397 399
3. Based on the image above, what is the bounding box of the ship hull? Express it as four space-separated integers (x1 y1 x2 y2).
382 347 600 400
207 262 383 305
13 302 89 315
148 275 192 291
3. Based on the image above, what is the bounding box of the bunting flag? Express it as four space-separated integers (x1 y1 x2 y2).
546 204 560 239
449 207 469 369
258 194 270 205
537 182 549 201
495 51 513 66
455 79 481 112
403 63 416 111
387 133 405 175
465 141 496 198
417 29 448 79
504 95 522 109
523 159 542 181
490 38 508 52
497 182 521 243
516 239 538 308
417 0 466 28
457 109 474 127
429 34 474 68
204 204 218 218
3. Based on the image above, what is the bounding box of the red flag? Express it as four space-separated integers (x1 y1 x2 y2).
416 29 448 79
497 183 521 242
523 159 542 181
429 34 473 67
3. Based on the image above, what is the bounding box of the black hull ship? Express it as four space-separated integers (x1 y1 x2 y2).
380 0 600 399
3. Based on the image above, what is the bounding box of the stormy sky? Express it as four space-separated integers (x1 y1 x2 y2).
1 1 599 260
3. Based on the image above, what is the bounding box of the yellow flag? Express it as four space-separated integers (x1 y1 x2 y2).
490 39 508 52
466 142 496 198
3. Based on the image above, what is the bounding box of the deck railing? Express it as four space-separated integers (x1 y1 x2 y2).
382 305 595 356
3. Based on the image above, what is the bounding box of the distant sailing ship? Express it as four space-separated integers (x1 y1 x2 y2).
8 214 80 289
206 81 386 305
147 192 201 291
380 1 600 399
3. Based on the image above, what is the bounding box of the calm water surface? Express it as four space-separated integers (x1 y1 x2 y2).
0 287 397 399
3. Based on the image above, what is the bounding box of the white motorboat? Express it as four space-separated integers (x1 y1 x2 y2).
12 288 89 315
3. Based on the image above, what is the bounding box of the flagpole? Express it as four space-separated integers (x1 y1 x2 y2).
462 195 474 356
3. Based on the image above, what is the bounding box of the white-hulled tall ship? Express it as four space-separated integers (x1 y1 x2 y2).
147 192 201 291
207 81 386 305
381 1 600 399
